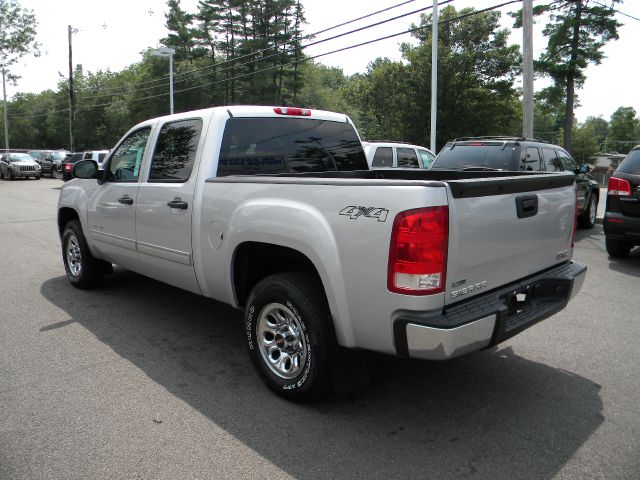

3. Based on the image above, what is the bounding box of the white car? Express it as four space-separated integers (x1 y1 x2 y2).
363 141 435 169
82 150 110 170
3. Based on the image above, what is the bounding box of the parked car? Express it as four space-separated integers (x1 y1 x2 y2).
363 141 435 169
39 150 70 177
603 146 640 257
432 136 600 228
27 150 46 162
0 152 42 180
61 153 85 181
81 150 110 170
59 106 586 402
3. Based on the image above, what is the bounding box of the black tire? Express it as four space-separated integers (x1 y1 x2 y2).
245 272 333 402
7 169 13 181
578 194 598 229
35 174 41 180
62 220 104 289
605 238 632 258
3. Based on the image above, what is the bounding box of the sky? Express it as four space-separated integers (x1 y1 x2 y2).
5 0 640 123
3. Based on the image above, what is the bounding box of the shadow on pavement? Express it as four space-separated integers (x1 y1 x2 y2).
607 247 640 277
40 271 603 479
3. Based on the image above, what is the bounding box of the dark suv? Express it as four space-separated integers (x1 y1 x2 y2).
432 137 601 228
603 147 640 257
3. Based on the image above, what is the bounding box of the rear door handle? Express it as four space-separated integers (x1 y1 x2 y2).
516 194 538 219
167 198 188 210
118 196 134 205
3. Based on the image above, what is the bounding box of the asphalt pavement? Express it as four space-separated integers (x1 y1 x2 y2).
0 178 639 480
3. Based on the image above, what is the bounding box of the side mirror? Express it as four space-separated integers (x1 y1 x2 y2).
72 160 99 179
578 164 590 174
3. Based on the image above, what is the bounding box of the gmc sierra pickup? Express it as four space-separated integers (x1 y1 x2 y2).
58 106 586 401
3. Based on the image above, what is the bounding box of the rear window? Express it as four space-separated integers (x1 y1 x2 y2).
617 150 640 175
397 148 419 168
433 144 520 170
217 118 367 176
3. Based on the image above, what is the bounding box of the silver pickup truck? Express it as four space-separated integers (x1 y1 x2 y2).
58 106 586 401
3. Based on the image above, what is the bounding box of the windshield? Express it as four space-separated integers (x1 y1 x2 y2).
52 152 67 160
433 143 520 170
9 153 33 162
617 150 640 175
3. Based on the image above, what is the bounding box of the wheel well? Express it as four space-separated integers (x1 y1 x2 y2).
233 242 325 308
58 207 79 237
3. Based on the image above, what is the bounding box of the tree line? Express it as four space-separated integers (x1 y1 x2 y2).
0 0 634 161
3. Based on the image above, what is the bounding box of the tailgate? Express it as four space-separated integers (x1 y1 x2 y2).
444 173 576 306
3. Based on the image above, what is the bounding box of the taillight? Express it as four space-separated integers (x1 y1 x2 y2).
608 176 631 196
273 107 311 116
64 163 72 172
388 206 448 295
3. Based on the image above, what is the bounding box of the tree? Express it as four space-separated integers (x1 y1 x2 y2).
583 115 608 145
571 122 600 164
532 1 621 153
0 0 40 148
348 6 521 148
608 106 639 153
161 0 200 62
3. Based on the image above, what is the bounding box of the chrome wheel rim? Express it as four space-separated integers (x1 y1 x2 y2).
257 303 307 379
66 234 82 277
589 196 597 224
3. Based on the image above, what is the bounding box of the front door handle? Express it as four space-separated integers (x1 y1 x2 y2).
118 196 134 205
167 198 188 210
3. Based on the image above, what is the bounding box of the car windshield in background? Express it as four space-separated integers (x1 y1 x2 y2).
218 118 367 175
617 150 640 175
52 152 67 160
433 143 520 170
9 153 33 162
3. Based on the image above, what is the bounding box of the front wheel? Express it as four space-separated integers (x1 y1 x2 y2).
62 220 104 289
245 272 333 402
578 194 598 229
605 238 632 258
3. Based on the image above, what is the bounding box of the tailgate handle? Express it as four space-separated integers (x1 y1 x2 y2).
516 195 538 219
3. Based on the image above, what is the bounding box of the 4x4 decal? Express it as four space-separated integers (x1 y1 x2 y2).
339 206 389 222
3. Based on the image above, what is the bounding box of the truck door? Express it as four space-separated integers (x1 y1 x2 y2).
134 118 204 294
86 127 151 272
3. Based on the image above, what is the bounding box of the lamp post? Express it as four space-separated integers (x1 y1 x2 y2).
150 47 175 114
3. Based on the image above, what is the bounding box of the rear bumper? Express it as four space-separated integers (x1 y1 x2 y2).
393 261 587 360
604 212 640 245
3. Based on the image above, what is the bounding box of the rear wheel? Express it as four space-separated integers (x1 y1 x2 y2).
62 220 104 289
578 194 598 229
245 272 333 402
605 238 632 258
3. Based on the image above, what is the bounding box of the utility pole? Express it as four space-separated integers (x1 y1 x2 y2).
522 0 534 138
68 25 75 152
2 68 9 153
430 0 438 153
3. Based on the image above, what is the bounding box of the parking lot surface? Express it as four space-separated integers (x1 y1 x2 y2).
1 178 639 479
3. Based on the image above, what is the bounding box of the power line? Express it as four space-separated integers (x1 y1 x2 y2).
12 0 520 119
592 0 640 22
75 0 434 101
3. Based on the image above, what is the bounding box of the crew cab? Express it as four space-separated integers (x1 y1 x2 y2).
58 106 586 401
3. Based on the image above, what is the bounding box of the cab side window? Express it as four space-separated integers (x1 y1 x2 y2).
107 128 151 182
555 149 577 172
418 149 435 169
524 147 542 171
397 148 420 168
371 147 393 167
149 119 202 182
542 148 561 172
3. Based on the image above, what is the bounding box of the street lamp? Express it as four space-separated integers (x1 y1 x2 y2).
150 47 175 115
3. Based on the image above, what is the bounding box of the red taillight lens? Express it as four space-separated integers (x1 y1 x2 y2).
64 163 72 172
608 176 631 196
388 206 449 295
273 107 311 116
